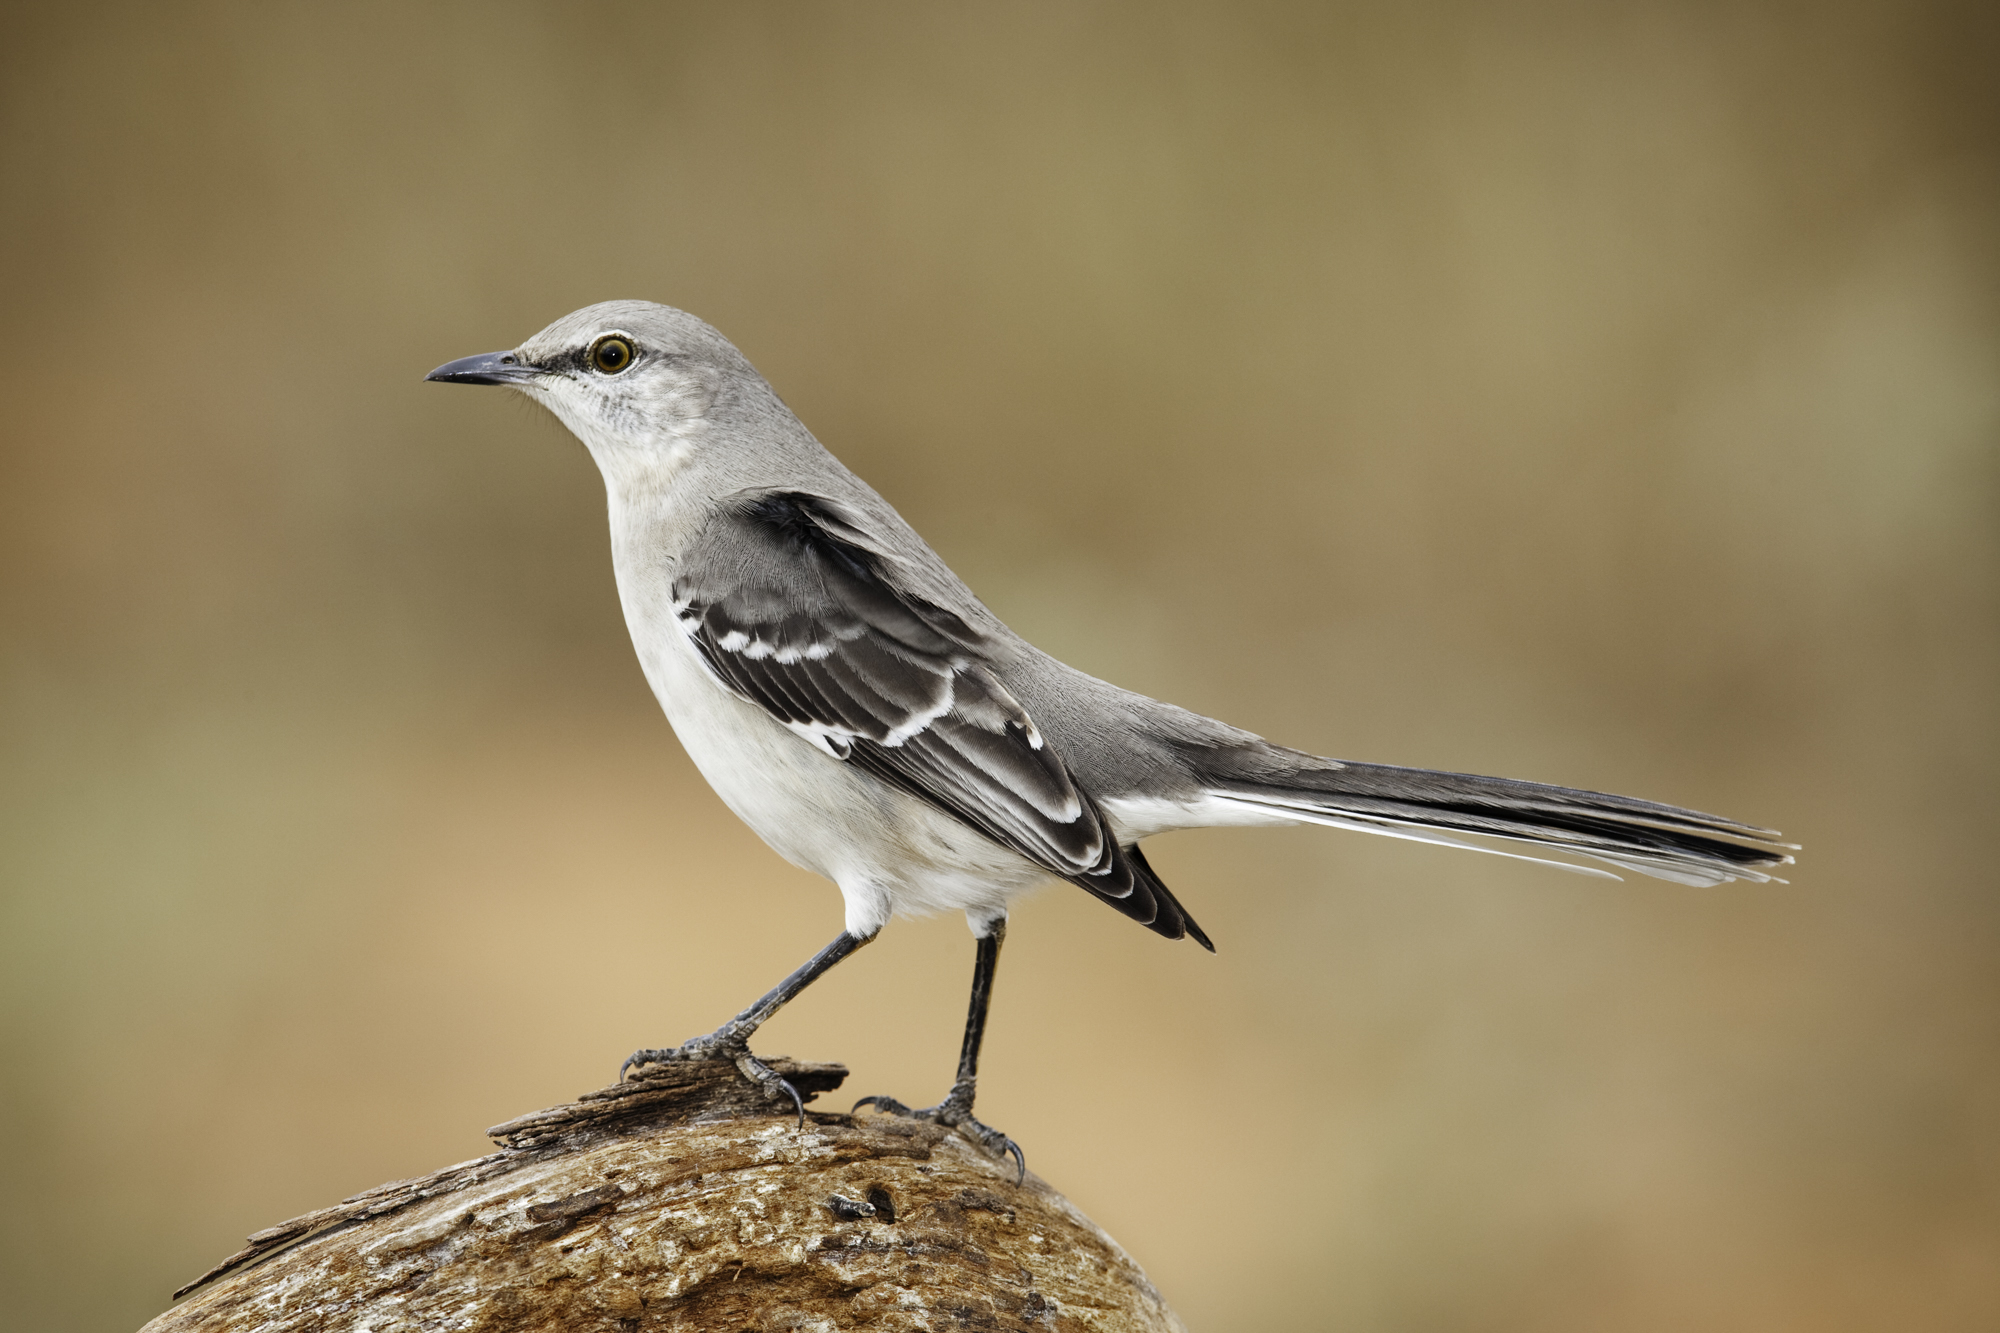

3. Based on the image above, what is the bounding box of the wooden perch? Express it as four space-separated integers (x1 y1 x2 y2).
144 1058 1185 1332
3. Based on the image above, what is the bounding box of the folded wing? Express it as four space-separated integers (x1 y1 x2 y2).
674 490 1209 946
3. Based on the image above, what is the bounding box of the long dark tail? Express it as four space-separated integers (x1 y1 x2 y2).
1194 749 1794 887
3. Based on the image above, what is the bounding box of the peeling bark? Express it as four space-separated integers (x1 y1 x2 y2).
145 1058 1184 1332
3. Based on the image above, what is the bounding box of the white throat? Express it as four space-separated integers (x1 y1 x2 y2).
522 378 701 504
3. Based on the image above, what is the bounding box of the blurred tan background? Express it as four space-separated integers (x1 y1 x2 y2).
2 2 1995 1329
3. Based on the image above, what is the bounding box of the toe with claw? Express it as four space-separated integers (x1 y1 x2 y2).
854 1079 1025 1183
620 1032 808 1129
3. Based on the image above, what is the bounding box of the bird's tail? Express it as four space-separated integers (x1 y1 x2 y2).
1192 749 1794 887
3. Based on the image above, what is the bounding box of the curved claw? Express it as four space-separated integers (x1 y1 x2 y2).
773 1076 805 1129
620 1041 803 1127
853 1092 1026 1184
734 1051 807 1130
851 1094 913 1116
620 1048 677 1081
956 1117 1027 1185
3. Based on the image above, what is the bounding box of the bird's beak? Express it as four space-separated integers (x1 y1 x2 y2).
424 351 539 385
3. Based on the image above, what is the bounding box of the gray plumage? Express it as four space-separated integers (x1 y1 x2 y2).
427 300 1793 1154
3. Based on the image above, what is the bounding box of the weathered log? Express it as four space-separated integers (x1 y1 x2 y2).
145 1058 1185 1332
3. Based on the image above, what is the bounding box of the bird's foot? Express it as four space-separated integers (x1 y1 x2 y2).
854 1078 1025 1183
620 1030 806 1128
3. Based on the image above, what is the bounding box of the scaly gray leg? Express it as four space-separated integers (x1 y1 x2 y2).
855 920 1024 1182
623 930 873 1127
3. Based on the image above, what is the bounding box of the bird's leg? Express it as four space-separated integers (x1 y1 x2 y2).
622 929 873 1126
855 918 1025 1182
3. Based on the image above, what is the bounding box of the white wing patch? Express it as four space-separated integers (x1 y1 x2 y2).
878 667 958 747
676 595 964 758
713 628 836 663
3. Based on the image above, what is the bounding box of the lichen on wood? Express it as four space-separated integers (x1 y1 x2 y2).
146 1058 1185 1332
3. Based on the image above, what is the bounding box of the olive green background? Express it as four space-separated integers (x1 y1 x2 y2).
3 3 1995 1329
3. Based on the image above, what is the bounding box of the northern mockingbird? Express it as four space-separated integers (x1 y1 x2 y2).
428 301 1792 1177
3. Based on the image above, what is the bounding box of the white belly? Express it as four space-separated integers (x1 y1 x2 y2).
620 582 1050 938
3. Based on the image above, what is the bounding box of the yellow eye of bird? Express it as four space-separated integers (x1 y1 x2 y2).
591 336 634 374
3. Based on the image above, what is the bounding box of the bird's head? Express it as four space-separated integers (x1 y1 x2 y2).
426 300 763 461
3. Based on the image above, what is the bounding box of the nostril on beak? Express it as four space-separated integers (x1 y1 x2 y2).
425 350 533 385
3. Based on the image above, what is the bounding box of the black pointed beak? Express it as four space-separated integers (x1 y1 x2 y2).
424 351 538 385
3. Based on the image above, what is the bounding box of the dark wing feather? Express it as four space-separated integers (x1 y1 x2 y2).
675 491 1209 946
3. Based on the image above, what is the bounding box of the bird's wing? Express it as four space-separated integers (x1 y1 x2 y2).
672 490 1206 943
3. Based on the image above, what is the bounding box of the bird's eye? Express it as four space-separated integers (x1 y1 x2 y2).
590 336 635 374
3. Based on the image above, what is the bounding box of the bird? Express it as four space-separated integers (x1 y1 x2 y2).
427 300 1794 1178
